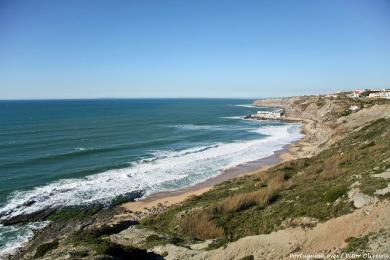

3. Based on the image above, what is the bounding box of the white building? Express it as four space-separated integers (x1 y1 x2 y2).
368 90 390 99
254 111 283 119
380 92 390 99
368 92 381 98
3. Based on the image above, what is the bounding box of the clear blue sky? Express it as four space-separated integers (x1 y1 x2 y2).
0 0 389 99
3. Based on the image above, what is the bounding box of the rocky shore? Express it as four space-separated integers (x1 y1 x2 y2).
6 93 390 260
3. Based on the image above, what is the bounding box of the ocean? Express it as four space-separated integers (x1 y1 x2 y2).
0 99 302 256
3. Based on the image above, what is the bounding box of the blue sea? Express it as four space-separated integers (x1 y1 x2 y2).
0 99 302 256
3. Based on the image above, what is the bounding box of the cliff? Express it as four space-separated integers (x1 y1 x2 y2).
11 93 390 260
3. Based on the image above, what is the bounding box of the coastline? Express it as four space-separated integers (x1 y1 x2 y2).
0 105 309 258
121 117 313 214
11 94 390 259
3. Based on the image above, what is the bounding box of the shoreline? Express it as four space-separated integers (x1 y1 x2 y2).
1 117 310 258
121 118 313 214
11 94 390 259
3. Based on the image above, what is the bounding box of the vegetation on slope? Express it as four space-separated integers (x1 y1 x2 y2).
142 118 390 247
20 96 389 258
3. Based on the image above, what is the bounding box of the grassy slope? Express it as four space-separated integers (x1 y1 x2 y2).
141 118 390 247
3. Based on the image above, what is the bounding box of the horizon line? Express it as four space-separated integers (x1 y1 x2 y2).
0 96 283 101
0 91 341 101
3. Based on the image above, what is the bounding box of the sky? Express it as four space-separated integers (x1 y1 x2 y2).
0 0 389 99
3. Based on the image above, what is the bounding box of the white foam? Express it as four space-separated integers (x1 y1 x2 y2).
174 124 224 131
221 116 244 120
0 123 303 224
232 104 255 108
150 144 220 159
250 124 296 137
0 221 49 257
173 124 252 131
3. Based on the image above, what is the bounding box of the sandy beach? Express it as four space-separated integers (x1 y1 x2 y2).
121 117 316 213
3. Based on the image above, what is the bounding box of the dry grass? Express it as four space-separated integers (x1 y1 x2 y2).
257 170 271 182
218 174 285 213
320 155 346 180
218 192 257 213
267 173 287 190
180 211 224 240
142 118 390 244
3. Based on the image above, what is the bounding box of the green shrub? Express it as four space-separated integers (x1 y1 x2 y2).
323 186 347 203
344 236 369 253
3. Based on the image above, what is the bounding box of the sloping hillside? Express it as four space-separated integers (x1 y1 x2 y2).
13 94 390 260
138 118 390 259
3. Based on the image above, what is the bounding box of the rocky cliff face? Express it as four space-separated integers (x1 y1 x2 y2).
254 95 390 153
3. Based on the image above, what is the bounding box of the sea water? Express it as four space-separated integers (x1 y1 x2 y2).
0 99 302 256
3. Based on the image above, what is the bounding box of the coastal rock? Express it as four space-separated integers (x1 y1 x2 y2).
0 208 55 226
151 201 390 260
11 94 390 259
189 240 214 250
348 187 378 208
109 226 161 247
375 184 390 196
153 244 203 260
373 169 390 180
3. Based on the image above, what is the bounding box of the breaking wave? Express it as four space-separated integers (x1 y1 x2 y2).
0 221 49 257
0 123 302 224
172 124 251 131
221 116 244 120
231 104 256 108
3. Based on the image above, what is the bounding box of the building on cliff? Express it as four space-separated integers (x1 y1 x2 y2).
253 111 283 119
